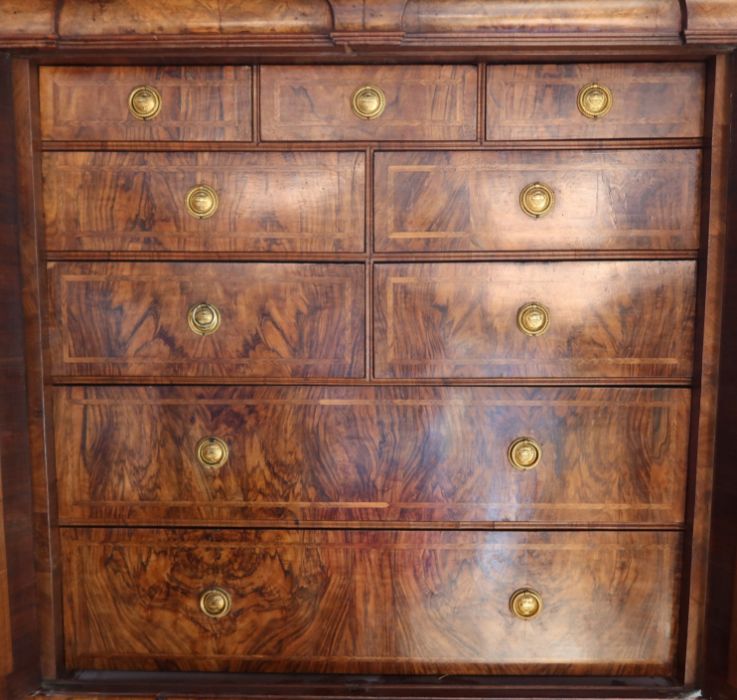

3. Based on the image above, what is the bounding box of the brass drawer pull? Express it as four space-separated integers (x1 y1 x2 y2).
128 85 162 120
188 302 221 336
199 587 232 618
186 185 219 219
519 183 554 218
577 82 613 119
196 436 229 472
517 302 550 337
351 85 386 120
509 588 543 619
508 437 542 471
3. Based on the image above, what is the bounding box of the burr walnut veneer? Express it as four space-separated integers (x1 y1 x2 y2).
2 2 737 700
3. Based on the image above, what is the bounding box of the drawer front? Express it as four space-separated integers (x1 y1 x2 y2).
61 528 680 675
47 263 365 379
374 150 701 252
374 261 695 379
261 65 477 141
40 66 252 141
55 386 689 526
486 63 704 140
43 152 365 253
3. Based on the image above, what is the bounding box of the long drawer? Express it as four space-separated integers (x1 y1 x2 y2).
47 262 365 379
43 151 366 253
60 528 681 675
54 386 690 526
374 261 695 379
374 150 701 252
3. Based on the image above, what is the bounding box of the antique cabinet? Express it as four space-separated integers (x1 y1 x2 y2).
2 1 737 699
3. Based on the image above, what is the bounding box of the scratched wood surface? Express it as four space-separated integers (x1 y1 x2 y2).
60 528 681 675
374 261 696 379
40 66 252 141
53 386 690 526
43 151 365 253
46 262 365 379
374 149 701 252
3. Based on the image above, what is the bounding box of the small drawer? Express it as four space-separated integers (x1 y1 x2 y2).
260 65 477 141
61 528 680 675
374 149 701 252
43 151 365 253
486 63 704 140
54 385 690 526
47 262 365 379
374 261 695 379
40 66 252 141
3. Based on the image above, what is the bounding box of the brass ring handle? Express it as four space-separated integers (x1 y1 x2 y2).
186 185 219 219
508 437 542 471
519 183 554 218
196 436 229 472
128 85 162 120
351 85 386 120
517 302 550 337
577 82 613 119
188 302 221 336
509 588 543 619
199 587 232 618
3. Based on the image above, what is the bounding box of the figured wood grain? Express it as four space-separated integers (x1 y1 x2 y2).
685 0 737 43
374 149 701 252
53 386 690 527
486 63 705 140
374 261 695 379
39 66 252 142
260 65 477 141
60 528 681 675
43 152 365 253
47 262 365 379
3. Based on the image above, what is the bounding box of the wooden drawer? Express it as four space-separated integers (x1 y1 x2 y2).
47 263 365 379
60 528 681 675
374 149 701 252
374 261 695 379
260 65 477 141
486 63 705 140
40 66 252 141
43 152 365 253
54 386 690 526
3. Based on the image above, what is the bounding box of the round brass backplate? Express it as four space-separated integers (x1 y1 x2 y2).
517 302 550 337
508 437 542 471
187 302 221 336
577 82 613 119
196 436 229 472
199 587 232 618
185 185 219 219
509 588 543 619
128 85 162 120
519 182 554 218
351 85 386 120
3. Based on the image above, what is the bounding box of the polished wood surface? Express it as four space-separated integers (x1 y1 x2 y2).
40 67 252 142
60 528 681 675
374 149 701 252
685 0 737 43
486 63 705 141
54 386 689 526
47 262 365 379
43 152 365 253
261 65 477 141
374 261 695 379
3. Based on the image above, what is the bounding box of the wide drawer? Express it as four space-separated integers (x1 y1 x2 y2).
47 263 365 379
260 65 477 141
54 386 689 526
43 152 365 253
60 528 681 675
40 66 252 141
486 63 704 140
374 261 695 379
374 149 701 252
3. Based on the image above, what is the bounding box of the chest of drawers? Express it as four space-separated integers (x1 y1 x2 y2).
2 2 737 700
